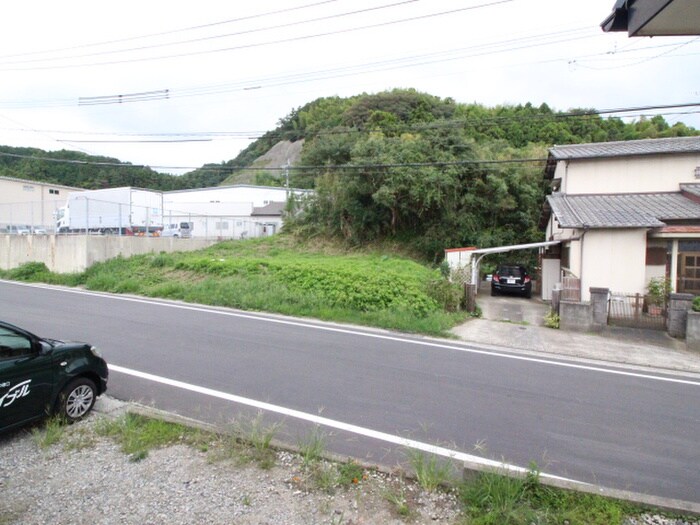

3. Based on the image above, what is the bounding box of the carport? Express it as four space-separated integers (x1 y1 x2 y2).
445 240 562 300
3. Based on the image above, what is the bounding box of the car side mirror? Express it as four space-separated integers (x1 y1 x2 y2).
39 340 53 355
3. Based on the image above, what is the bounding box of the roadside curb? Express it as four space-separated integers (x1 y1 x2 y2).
96 396 700 517
463 459 700 517
450 323 700 375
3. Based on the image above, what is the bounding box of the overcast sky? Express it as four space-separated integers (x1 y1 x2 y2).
0 0 698 174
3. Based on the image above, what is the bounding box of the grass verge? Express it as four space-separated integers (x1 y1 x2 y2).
23 413 697 524
458 464 640 525
94 413 207 461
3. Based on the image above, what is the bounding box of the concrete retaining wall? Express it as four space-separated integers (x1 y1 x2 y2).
1 235 216 273
559 300 593 332
667 293 694 338
686 311 700 352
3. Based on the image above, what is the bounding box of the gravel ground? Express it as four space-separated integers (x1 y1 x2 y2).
1 403 698 525
0 409 461 525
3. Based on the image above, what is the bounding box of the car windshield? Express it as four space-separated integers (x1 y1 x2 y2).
499 266 523 277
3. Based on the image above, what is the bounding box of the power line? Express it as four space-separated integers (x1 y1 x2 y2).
11 101 697 143
1 101 698 173
2 30 694 110
0 1 514 71
0 0 344 61
1 1 420 68
0 148 544 171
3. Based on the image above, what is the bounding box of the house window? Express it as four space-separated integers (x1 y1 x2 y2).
560 244 570 271
678 253 700 293
645 246 666 266
23 185 35 192
49 188 60 195
215 221 229 230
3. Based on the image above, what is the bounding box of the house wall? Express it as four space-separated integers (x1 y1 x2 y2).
582 229 647 300
556 153 700 194
0 177 80 230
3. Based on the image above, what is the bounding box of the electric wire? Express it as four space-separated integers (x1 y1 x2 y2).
0 31 693 110
0 1 420 67
0 0 514 71
5 102 698 144
0 0 344 61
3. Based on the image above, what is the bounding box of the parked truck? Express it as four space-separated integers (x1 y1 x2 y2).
56 187 164 235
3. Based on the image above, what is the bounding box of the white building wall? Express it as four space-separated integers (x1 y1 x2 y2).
164 185 311 207
555 153 700 195
163 185 313 239
581 229 647 301
0 177 81 230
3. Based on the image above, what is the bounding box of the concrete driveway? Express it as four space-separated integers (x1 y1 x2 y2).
477 285 550 326
451 283 700 374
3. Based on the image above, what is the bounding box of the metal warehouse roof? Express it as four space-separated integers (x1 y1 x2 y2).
547 192 700 229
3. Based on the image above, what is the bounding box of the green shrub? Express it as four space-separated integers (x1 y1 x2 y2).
693 296 700 312
544 310 560 329
149 253 175 268
426 278 462 312
7 262 51 281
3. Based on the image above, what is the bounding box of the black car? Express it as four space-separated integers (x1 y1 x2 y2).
0 321 108 433
491 264 532 298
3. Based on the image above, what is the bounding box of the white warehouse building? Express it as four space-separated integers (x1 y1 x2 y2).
164 184 313 239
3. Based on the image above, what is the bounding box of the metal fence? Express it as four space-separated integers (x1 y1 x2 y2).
0 200 64 234
608 292 666 330
0 200 281 239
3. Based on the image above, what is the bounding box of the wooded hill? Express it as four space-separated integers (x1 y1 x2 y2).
2 89 697 260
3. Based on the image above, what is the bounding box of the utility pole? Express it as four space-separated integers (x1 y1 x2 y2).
282 159 290 199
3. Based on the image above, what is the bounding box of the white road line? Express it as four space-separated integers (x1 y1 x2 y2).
109 363 585 485
6 280 700 387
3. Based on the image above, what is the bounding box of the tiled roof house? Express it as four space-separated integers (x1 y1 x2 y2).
541 136 700 301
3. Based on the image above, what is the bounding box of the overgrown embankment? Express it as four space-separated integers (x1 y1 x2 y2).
0 236 467 336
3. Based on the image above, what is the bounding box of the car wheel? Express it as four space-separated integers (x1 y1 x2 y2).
524 290 532 299
57 378 97 422
491 288 498 296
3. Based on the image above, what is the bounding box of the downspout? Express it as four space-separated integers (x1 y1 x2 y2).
578 224 589 293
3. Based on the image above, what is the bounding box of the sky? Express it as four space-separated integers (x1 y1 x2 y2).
0 0 698 174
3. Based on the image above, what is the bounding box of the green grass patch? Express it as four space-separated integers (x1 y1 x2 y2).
407 449 455 492
95 413 206 461
458 464 639 525
0 235 468 336
32 416 68 449
298 425 327 467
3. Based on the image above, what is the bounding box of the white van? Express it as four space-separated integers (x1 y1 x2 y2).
161 222 192 238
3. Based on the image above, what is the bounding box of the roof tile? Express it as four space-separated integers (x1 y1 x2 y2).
547 192 700 228
550 136 700 160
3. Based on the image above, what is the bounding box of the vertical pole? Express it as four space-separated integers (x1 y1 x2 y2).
283 159 290 200
670 239 679 293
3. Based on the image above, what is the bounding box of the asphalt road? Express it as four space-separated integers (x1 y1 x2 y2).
2 280 699 503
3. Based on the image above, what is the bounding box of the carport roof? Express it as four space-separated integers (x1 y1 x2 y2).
547 192 700 229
